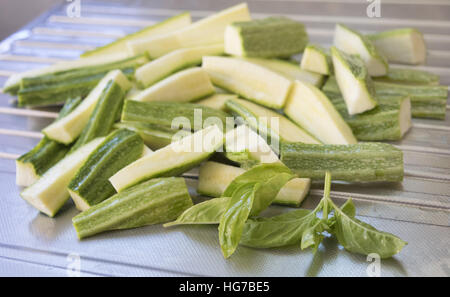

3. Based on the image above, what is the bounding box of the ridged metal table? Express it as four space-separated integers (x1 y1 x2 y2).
0 0 449 277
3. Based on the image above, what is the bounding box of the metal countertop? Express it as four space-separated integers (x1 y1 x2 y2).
0 0 449 277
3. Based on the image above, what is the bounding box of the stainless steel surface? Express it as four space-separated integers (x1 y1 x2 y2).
0 0 449 277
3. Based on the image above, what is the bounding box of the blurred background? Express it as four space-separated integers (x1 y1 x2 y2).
0 0 60 40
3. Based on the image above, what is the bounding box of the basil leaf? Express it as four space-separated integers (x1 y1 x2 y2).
164 197 230 227
330 199 408 259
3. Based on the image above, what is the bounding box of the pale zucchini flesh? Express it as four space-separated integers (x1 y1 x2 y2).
72 177 193 239
20 138 105 217
284 81 357 145
16 97 83 187
331 46 377 115
82 12 192 58
109 125 224 192
42 70 131 144
203 56 293 109
198 161 310 207
127 3 251 58
196 93 237 111
367 28 426 65
237 57 324 87
224 17 308 58
133 67 215 103
114 122 180 150
135 44 224 88
334 24 388 76
68 129 144 211
225 98 320 148
300 44 332 75
281 142 404 182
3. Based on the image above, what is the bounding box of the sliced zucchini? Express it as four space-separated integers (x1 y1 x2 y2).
16 97 83 187
72 177 193 239
82 12 192 57
135 44 224 88
237 57 324 87
3 52 130 95
331 46 377 115
373 68 439 85
42 70 131 144
281 142 404 182
224 125 279 168
225 98 320 148
114 122 179 150
334 24 388 76
196 93 237 111
367 28 426 65
300 44 332 75
133 67 215 103
16 55 147 107
127 3 251 58
197 161 310 207
327 92 412 141
203 56 293 109
20 137 105 217
69 78 126 152
68 129 144 211
284 81 357 144
121 100 229 131
109 125 224 192
224 17 308 58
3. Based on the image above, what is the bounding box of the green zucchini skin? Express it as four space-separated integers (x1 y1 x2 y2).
68 129 144 211
326 92 411 141
72 177 193 239
225 17 308 58
16 97 83 186
280 142 404 182
373 68 440 85
114 122 179 150
323 76 447 120
17 55 148 107
69 81 125 152
121 100 230 131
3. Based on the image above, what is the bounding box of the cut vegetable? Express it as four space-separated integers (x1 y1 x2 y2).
196 93 237 111
367 28 426 65
127 3 250 58
202 56 293 109
20 137 104 217
82 12 192 57
69 78 127 152
16 55 146 107
16 97 83 187
334 24 388 76
198 162 310 207
331 46 377 115
135 44 224 88
225 98 320 148
224 125 279 168
133 67 215 103
68 129 144 211
3 52 131 95
238 57 324 87
72 177 193 239
373 68 439 85
114 122 179 150
300 44 332 75
327 92 412 141
281 142 404 182
224 17 308 58
284 81 357 144
42 70 131 144
323 76 447 119
109 125 224 192
121 100 229 131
